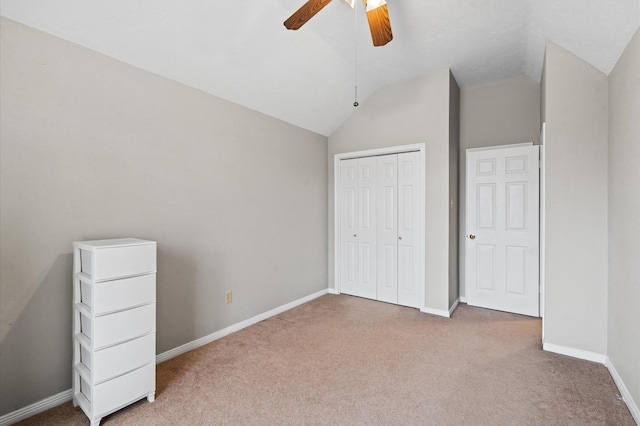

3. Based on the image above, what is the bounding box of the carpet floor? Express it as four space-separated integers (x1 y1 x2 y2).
18 294 634 425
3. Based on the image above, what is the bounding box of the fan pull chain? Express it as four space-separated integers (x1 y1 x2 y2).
353 0 359 107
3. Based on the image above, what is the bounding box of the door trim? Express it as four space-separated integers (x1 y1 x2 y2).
333 143 426 309
540 124 546 335
465 142 534 153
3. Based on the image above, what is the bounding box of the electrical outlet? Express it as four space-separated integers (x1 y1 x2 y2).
225 291 232 304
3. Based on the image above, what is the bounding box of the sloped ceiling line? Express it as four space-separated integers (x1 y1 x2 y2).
1 0 638 136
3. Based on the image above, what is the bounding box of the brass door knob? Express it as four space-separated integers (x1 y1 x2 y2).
469 234 476 240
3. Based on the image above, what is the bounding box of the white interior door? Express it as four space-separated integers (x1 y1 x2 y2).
466 144 540 317
397 152 422 308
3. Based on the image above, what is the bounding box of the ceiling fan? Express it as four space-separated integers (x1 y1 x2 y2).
284 0 393 47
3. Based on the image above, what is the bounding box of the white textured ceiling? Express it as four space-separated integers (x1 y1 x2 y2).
1 0 638 136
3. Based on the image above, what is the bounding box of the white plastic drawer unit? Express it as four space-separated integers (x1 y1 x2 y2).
77 238 156 281
78 333 155 383
73 238 157 426
80 274 156 315
80 363 155 417
80 303 156 350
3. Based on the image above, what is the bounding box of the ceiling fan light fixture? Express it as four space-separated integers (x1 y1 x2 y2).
343 0 356 9
284 0 392 47
365 0 386 12
365 0 392 46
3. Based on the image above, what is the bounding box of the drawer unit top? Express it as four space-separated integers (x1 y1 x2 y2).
73 238 155 251
76 240 156 281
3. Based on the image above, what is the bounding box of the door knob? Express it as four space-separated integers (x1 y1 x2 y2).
469 234 476 240
399 236 403 240
354 234 357 237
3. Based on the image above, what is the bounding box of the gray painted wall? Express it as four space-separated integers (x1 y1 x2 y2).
608 28 640 413
328 69 458 313
542 41 609 355
0 18 328 415
3 12 637 422
458 76 541 298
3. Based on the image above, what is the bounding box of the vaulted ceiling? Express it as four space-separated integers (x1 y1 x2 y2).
1 1 638 136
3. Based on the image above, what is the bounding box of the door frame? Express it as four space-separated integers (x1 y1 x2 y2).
333 143 426 309
540 124 546 333
464 142 541 316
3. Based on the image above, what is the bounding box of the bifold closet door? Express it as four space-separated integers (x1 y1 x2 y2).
339 157 377 299
396 151 421 308
340 152 421 308
376 155 398 304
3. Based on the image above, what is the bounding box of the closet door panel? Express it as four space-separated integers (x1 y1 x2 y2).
340 159 358 296
397 151 422 308
376 154 398 304
357 157 378 299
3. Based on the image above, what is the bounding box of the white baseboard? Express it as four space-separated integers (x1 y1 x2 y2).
460 296 467 303
449 298 460 316
0 289 328 425
421 306 450 318
606 357 640 424
156 289 328 363
0 389 72 426
327 288 339 295
543 341 640 423
420 298 460 318
542 342 607 364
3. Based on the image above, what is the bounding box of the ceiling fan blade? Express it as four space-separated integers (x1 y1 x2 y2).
284 0 334 30
365 2 393 46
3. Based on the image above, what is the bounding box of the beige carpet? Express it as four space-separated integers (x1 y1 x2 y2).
19 294 634 425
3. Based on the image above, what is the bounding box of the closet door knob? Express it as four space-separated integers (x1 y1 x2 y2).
469 234 476 240
354 234 357 237
399 236 403 240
